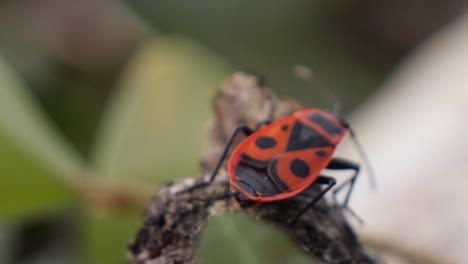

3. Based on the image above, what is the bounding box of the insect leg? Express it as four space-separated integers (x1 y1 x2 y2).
326 158 360 207
255 120 271 130
176 125 254 194
208 125 255 182
288 176 336 225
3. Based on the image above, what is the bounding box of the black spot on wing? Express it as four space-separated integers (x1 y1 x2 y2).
281 124 289 131
290 158 310 178
255 136 277 149
235 163 281 196
307 113 342 135
286 121 331 151
315 150 327 157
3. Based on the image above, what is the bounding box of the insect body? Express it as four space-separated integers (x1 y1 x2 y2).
203 107 362 224
228 109 349 205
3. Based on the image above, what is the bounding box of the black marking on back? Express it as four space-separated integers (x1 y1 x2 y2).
286 121 331 151
315 150 327 157
281 124 289 131
255 136 277 149
235 163 281 196
268 159 290 192
307 113 342 135
240 153 270 169
235 179 258 197
290 158 310 178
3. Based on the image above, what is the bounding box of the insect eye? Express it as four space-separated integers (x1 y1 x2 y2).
340 118 350 128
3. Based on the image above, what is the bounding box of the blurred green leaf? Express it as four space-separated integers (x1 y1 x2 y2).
199 214 315 264
0 129 75 221
92 36 231 183
0 55 87 177
81 211 141 264
0 55 84 221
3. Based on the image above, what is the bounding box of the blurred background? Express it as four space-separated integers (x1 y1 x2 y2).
0 1 467 263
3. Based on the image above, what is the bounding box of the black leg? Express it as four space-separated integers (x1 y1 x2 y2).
255 120 271 130
288 176 336 224
176 125 254 194
208 125 254 182
326 158 360 207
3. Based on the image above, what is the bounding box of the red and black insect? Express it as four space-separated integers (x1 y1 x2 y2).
185 68 374 224
228 109 354 205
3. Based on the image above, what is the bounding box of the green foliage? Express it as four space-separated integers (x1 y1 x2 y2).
0 54 87 177
0 55 79 222
0 36 233 263
83 37 231 263
199 214 318 264
81 211 141 264
0 128 75 221
92 36 231 183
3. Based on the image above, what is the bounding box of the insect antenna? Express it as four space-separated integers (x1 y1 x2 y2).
293 65 341 113
349 128 377 190
293 64 377 190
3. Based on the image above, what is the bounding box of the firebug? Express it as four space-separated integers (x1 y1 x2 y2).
184 66 375 224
